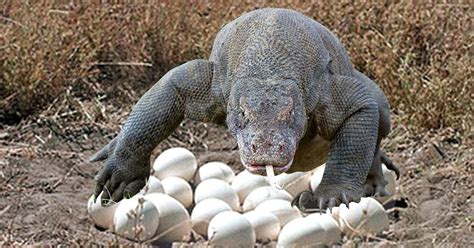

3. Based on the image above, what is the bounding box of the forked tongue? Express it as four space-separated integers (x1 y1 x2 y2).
266 165 283 191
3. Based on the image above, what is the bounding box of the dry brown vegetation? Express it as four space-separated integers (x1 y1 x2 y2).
1 0 472 133
1 0 472 247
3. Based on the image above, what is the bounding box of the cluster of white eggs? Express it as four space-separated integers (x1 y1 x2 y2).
88 147 397 246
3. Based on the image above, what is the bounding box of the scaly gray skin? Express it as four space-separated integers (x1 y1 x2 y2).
90 8 399 211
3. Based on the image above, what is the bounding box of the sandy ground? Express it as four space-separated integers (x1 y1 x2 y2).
1 114 472 247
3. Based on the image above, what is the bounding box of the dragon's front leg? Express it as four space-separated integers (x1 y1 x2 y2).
90 60 218 204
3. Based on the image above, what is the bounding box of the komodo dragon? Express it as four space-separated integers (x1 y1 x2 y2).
90 8 400 212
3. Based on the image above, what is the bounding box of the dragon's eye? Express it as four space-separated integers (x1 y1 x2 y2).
239 104 248 120
239 105 245 115
234 107 248 130
238 116 249 129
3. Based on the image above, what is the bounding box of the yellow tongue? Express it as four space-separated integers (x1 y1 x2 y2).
266 165 282 191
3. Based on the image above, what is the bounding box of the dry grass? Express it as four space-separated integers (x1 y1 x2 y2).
1 1 472 134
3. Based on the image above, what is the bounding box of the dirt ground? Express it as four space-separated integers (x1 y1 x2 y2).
1 105 472 247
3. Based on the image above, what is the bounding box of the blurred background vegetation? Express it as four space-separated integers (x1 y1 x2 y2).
1 0 472 135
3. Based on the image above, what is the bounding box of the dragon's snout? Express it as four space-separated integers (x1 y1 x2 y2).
250 134 286 155
240 131 296 174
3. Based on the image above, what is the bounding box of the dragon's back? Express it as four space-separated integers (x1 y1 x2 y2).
210 8 353 98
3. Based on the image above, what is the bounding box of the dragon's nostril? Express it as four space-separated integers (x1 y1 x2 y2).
251 144 257 153
278 144 284 153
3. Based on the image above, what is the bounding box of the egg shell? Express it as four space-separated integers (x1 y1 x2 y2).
113 195 160 241
310 164 325 192
326 205 342 223
243 186 292 212
338 197 389 236
194 161 235 184
278 213 340 247
139 176 165 195
208 211 256 248
153 147 197 181
144 193 192 244
375 164 397 204
275 171 311 196
87 193 118 230
191 199 233 237
255 199 302 227
306 213 342 244
243 210 280 242
161 177 193 208
194 179 240 211
231 170 270 203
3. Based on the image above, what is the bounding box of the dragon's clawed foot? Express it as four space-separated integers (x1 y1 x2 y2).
291 184 362 213
93 155 150 206
90 140 150 206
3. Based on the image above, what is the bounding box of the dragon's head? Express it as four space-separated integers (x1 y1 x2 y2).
227 78 306 175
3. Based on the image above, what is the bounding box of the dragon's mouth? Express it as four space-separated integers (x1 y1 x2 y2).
241 158 293 174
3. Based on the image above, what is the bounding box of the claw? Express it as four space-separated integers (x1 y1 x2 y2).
89 145 109 163
100 180 112 206
94 183 105 203
94 165 112 202
380 150 400 179
297 194 305 212
341 193 349 207
318 197 324 213
327 198 335 212
298 194 307 212
291 198 297 207
291 190 312 211
291 192 302 207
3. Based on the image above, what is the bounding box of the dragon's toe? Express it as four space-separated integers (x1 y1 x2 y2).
293 184 362 213
291 190 314 211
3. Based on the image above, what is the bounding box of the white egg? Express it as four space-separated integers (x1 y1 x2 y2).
278 213 341 247
87 193 118 230
326 205 342 222
255 199 302 227
161 177 193 208
310 164 325 192
139 176 165 195
338 197 389 236
243 186 292 212
275 171 311 196
208 211 256 248
231 170 269 203
144 193 192 243
194 161 235 184
243 210 280 242
113 195 160 241
191 199 232 237
194 179 240 211
375 164 397 204
306 213 342 244
153 147 197 181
